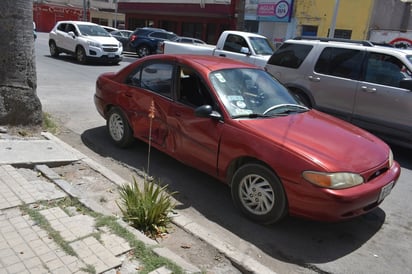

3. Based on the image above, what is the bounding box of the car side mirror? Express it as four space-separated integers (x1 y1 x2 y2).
399 78 412 91
194 105 222 120
68 31 76 38
240 47 251 55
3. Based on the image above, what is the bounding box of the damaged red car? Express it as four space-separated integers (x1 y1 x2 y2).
94 54 400 223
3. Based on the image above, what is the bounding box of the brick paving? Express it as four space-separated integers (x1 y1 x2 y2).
0 165 133 274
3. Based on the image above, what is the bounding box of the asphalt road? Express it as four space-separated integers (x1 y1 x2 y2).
35 32 412 274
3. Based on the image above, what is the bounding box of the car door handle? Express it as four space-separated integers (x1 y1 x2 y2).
125 92 132 98
219 54 226 57
361 86 377 93
308 75 320 82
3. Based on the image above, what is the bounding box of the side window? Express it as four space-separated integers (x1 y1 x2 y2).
178 66 213 107
127 63 173 98
66 24 77 35
223 34 248 53
364 53 410 87
267 43 313 69
315 47 363 80
57 23 66 32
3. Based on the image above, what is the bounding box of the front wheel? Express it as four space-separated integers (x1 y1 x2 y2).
76 46 87 64
231 163 287 224
107 107 134 148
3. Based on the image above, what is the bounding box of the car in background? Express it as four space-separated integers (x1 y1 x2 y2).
48 21 123 64
111 30 133 52
174 36 206 44
265 37 412 148
94 54 400 224
100 25 118 33
128 27 178 57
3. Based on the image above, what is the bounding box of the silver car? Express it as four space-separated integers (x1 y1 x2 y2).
265 37 412 148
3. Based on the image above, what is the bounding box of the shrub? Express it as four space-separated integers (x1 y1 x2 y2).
117 177 176 237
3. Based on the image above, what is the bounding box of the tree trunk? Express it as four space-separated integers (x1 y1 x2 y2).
0 0 42 126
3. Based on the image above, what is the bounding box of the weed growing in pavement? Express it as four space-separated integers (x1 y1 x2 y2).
96 215 183 274
42 112 59 134
21 197 183 274
117 176 177 238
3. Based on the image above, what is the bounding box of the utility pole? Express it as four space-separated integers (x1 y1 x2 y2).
83 0 87 21
329 0 340 38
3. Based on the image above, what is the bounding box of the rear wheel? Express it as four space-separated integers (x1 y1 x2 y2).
136 45 150 58
231 163 287 224
49 41 60 57
107 107 134 148
76 46 87 64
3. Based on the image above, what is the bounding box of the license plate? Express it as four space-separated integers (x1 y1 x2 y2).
108 53 115 58
378 181 394 203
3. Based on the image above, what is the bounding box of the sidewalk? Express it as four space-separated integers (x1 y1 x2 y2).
0 129 275 274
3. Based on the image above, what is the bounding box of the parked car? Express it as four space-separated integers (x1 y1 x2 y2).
48 21 123 64
174 36 206 44
265 36 412 148
94 54 400 224
128 27 178 57
100 25 118 33
110 30 133 52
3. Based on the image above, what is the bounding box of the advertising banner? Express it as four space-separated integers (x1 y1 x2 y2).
245 0 293 22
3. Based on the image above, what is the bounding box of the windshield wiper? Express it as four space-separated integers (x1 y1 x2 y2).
232 113 273 119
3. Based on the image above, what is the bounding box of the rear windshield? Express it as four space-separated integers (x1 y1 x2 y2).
267 43 313 69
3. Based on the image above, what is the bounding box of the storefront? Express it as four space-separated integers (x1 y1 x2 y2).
117 2 238 44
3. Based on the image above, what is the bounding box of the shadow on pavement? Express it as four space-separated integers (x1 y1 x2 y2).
81 126 390 267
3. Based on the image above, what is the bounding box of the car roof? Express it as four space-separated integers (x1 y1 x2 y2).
56 21 99 26
283 37 412 57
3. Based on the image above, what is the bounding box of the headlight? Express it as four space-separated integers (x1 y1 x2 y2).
303 171 364 189
388 149 394 168
87 41 101 47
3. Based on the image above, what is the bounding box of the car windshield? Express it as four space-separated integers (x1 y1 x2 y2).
78 25 111 37
249 37 274 55
210 68 306 118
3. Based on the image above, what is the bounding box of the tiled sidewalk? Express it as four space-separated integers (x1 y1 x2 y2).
0 165 133 274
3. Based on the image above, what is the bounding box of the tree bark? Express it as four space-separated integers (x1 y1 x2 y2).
0 0 42 126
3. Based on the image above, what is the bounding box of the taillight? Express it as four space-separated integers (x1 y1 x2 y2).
130 34 137 42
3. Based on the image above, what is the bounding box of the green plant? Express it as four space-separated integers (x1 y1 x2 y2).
117 177 176 237
42 112 59 134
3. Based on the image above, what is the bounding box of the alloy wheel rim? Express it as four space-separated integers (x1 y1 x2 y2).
109 113 124 141
239 174 275 215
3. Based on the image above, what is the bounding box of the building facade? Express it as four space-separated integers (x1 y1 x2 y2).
33 0 125 32
117 0 240 44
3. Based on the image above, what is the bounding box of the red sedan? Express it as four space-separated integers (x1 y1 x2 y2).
94 54 401 223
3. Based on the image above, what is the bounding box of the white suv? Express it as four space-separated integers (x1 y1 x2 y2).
49 21 123 64
265 37 412 148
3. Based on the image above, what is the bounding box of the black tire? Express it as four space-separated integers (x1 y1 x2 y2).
106 107 134 148
231 163 287 224
49 41 60 57
76 46 87 64
136 45 150 58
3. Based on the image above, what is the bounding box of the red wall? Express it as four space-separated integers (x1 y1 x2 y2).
33 3 88 32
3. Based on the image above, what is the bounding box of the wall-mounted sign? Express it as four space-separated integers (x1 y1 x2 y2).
245 0 294 22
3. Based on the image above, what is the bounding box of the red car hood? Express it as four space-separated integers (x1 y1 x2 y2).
237 110 389 172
